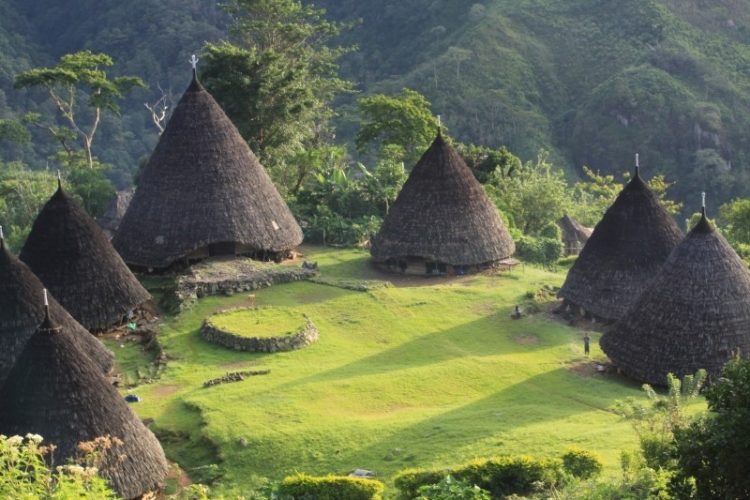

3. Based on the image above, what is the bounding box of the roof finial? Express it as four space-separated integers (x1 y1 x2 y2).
634 153 640 178
701 191 707 217
189 54 199 80
0 225 4 249
437 115 442 136
56 169 62 189
43 288 49 318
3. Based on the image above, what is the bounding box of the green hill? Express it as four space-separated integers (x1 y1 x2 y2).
321 0 750 205
3 0 750 205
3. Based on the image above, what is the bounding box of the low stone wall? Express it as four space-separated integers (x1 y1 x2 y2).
175 258 317 310
200 316 318 353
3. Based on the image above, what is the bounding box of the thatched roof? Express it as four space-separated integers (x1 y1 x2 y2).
557 214 592 256
113 73 303 269
0 312 168 498
558 169 683 320
600 209 750 385
370 132 515 265
98 187 134 238
20 184 151 331
0 237 113 387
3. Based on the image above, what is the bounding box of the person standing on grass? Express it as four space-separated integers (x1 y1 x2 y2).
583 334 590 356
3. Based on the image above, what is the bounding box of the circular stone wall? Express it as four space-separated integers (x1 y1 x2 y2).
200 307 318 352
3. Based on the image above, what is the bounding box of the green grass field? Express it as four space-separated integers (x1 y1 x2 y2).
115 246 691 496
208 307 306 338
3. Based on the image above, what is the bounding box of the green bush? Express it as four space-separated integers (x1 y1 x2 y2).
561 447 603 479
278 473 384 500
416 475 490 499
394 456 564 499
515 235 563 265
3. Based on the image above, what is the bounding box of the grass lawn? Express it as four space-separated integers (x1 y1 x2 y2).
117 246 699 497
207 307 307 338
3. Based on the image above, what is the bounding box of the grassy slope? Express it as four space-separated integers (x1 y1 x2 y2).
115 246 694 496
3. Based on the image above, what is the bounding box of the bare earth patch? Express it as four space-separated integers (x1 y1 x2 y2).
514 334 539 345
153 385 181 398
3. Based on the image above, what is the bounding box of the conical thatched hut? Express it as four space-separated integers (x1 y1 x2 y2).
600 207 750 385
557 214 592 256
98 187 134 239
0 235 113 386
20 184 151 332
113 72 303 270
0 311 168 498
558 168 682 320
370 132 515 274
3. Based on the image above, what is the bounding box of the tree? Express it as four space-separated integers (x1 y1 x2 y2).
456 142 523 184
0 162 57 250
201 0 354 191
14 51 144 169
356 88 439 167
487 150 571 236
673 357 750 499
719 198 750 246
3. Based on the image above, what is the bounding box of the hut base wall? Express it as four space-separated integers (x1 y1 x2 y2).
373 257 501 276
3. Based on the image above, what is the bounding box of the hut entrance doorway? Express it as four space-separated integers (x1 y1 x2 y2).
209 242 236 256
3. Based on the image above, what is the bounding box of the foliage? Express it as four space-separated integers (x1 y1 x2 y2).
277 473 384 500
14 50 144 169
487 150 570 236
614 370 706 471
0 434 117 499
201 0 354 192
393 456 565 499
559 450 671 499
456 142 523 184
514 235 563 267
0 161 58 250
415 475 490 500
718 198 750 246
672 357 750 499
356 89 439 167
561 447 603 480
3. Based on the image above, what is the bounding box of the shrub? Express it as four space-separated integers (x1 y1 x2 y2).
416 475 490 499
562 447 603 479
515 235 563 265
394 456 564 499
278 473 384 500
0 434 116 499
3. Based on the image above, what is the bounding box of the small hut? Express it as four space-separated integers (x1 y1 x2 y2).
20 183 151 331
370 131 515 274
600 205 750 385
557 214 592 256
98 187 134 239
113 70 303 270
558 166 682 320
0 235 113 386
0 311 168 498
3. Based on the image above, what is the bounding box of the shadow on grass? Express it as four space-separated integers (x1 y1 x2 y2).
332 366 626 471
273 314 573 392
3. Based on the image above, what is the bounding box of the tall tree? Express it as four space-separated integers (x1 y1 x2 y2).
201 0 354 192
14 51 144 169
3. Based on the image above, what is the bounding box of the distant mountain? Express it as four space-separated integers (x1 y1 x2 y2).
4 0 750 209
320 0 750 208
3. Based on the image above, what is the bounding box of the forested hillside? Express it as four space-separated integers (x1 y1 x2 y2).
3 0 750 206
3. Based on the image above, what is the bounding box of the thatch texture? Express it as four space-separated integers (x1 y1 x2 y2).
113 75 303 269
0 239 113 386
370 133 515 267
557 214 592 256
558 171 683 320
600 212 750 385
0 313 168 499
20 185 151 331
98 188 134 238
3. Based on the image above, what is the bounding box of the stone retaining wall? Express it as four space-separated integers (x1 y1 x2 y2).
175 259 317 310
200 316 318 353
